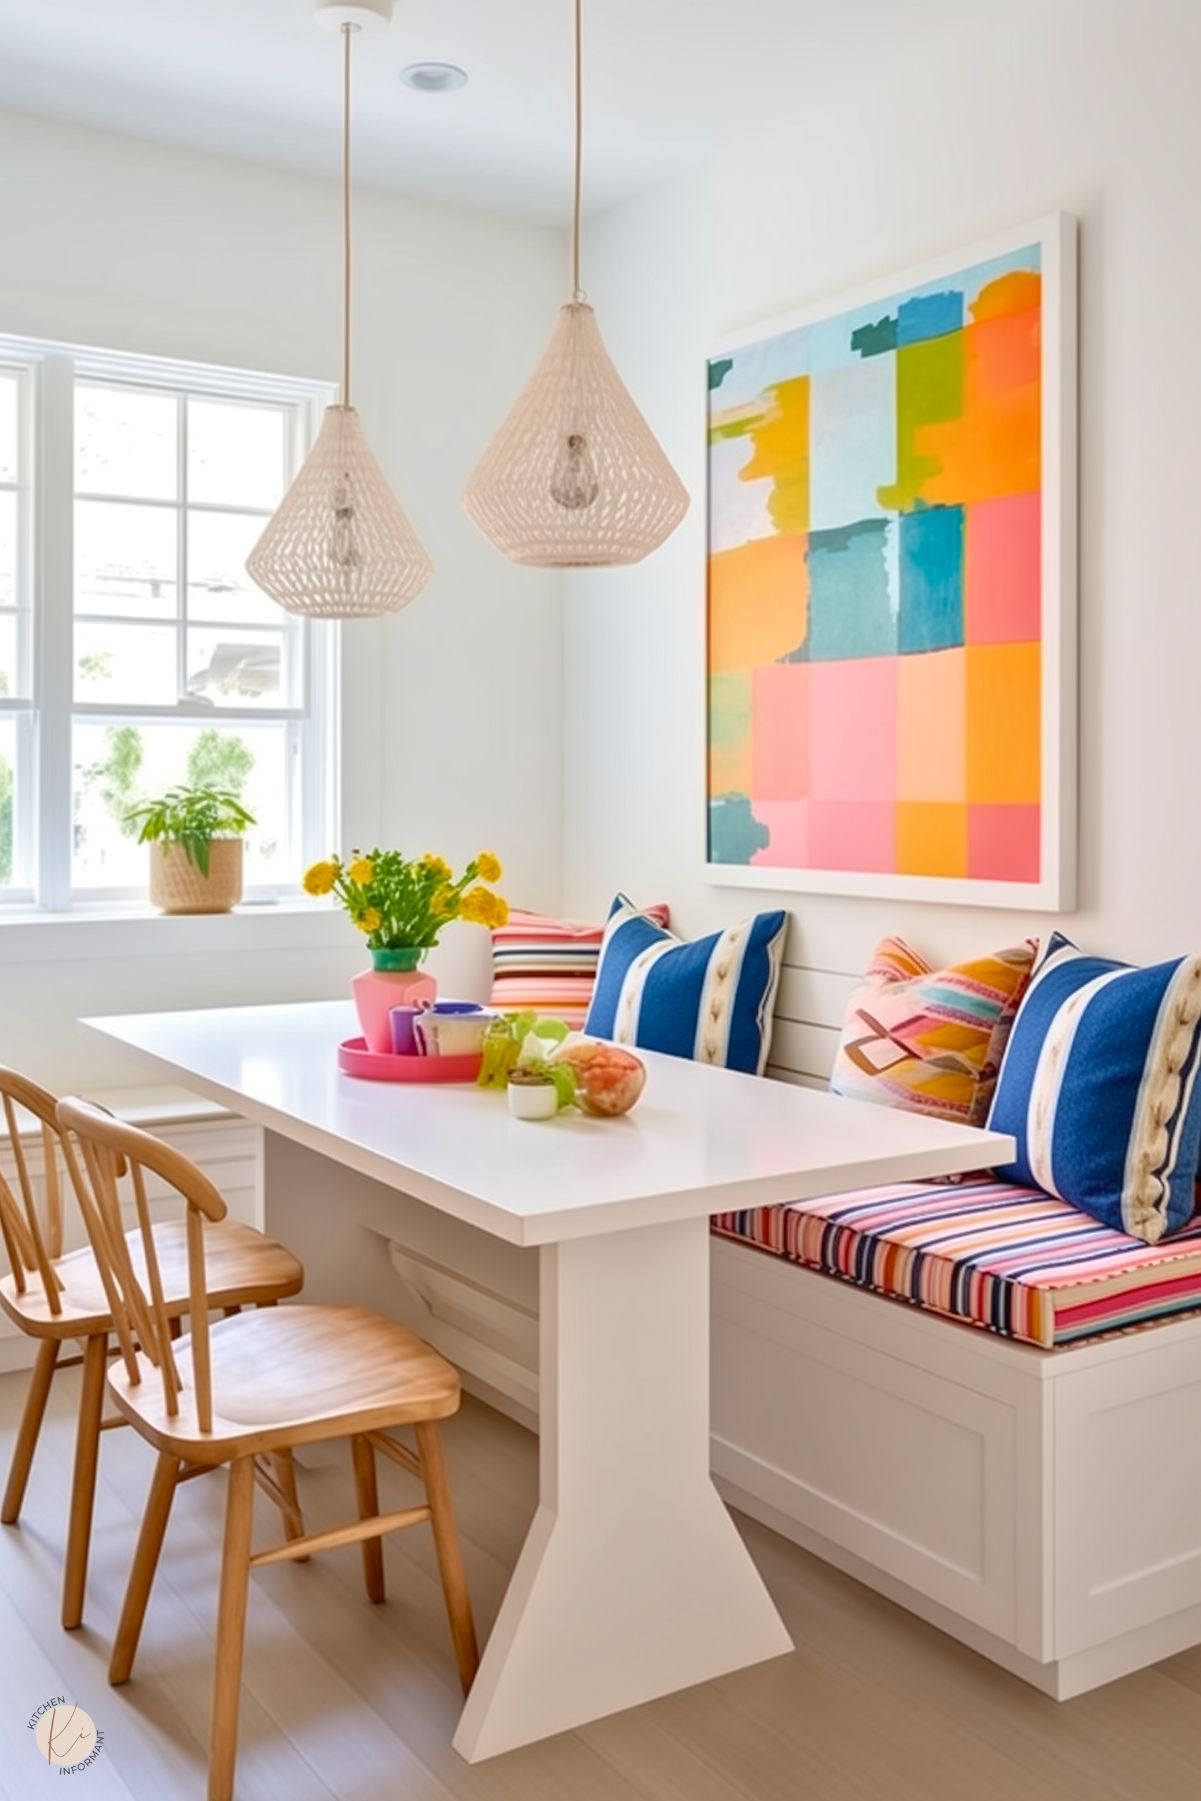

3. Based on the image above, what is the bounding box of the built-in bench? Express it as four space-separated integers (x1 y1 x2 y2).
708 957 1201 1699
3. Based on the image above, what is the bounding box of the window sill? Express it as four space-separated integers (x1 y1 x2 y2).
0 898 354 965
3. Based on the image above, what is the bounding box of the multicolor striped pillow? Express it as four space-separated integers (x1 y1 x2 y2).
489 904 669 1028
830 936 1037 1128
585 895 787 1075
989 933 1201 1243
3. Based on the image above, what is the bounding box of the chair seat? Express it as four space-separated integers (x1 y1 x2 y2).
0 1219 303 1338
106 1303 461 1460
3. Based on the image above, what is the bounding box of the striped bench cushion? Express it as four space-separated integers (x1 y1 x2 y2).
490 904 669 1028
712 1178 1201 1348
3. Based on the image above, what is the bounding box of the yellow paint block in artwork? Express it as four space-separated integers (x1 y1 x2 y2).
896 802 968 877
966 643 1041 803
740 377 810 535
709 534 808 673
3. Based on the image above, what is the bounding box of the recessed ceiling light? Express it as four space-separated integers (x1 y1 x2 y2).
400 62 468 94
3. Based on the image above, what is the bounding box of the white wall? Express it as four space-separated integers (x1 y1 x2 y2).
563 0 1201 976
0 108 566 1086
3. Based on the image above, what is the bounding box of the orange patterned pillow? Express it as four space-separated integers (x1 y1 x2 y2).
830 936 1037 1127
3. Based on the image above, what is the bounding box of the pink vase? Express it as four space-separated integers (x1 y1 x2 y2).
352 950 437 1054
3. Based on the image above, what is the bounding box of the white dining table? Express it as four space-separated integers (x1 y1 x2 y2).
86 1000 1013 1761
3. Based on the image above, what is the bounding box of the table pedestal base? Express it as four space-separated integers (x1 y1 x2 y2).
453 1214 792 1761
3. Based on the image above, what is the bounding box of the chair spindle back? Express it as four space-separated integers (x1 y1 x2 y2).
57 1098 228 1433
0 1066 69 1313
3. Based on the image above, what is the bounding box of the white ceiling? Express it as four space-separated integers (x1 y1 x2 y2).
0 0 970 224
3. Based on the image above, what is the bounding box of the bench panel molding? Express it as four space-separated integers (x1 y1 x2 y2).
712 1233 1201 1693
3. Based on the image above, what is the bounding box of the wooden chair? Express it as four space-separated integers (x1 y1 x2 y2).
0 1067 305 1631
58 1096 479 1801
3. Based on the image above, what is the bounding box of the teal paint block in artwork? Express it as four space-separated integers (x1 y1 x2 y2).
807 519 896 662
896 290 963 345
850 315 898 358
708 357 734 392
898 505 965 653
709 795 770 864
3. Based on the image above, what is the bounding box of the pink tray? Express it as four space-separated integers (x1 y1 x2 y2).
337 1037 483 1084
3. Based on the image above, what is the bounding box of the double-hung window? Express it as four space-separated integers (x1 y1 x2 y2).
0 338 338 909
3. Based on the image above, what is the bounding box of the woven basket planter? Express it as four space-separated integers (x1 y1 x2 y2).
149 840 244 915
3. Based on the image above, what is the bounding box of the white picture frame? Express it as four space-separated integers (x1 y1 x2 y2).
705 211 1077 911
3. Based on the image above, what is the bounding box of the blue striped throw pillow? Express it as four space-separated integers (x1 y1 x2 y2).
584 895 788 1075
988 932 1201 1243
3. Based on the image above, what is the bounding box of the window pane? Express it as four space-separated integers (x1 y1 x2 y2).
75 499 177 619
0 490 14 605
73 719 294 889
75 383 178 500
0 716 18 889
0 374 17 484
75 621 178 705
0 614 16 698
188 398 287 510
187 509 280 625
186 626 293 710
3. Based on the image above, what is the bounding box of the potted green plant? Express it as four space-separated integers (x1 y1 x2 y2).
125 785 256 915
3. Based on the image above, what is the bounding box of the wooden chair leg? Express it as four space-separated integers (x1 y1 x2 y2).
110 1452 181 1685
273 1449 308 1560
2 1338 60 1525
350 1435 386 1604
209 1456 255 1801
415 1421 478 1694
62 1332 108 1631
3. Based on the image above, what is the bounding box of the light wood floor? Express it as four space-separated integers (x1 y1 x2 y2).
2 1367 1199 1800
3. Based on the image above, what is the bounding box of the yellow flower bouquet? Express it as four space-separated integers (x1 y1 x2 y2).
304 847 507 965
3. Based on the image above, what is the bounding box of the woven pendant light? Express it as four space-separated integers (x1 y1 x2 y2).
247 2 432 618
462 0 688 569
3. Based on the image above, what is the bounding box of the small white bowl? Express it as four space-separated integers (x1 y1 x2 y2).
507 1078 558 1121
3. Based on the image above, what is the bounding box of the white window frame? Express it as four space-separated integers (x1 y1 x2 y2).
0 334 339 913
0 353 37 902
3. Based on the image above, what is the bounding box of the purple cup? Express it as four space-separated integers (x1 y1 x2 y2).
389 1004 428 1056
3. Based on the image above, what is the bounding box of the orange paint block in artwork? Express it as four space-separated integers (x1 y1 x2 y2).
898 649 966 802
896 802 968 878
709 534 808 672
971 270 1042 323
921 301 1041 507
965 642 1041 804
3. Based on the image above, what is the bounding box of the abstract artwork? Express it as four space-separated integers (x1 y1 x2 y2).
706 215 1075 908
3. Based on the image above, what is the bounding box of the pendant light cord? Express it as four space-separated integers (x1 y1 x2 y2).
342 22 354 407
571 0 584 302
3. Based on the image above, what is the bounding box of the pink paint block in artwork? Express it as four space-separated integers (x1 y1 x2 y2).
966 492 1040 644
753 664 810 800
808 800 896 872
967 803 1040 882
751 801 810 867
808 657 899 804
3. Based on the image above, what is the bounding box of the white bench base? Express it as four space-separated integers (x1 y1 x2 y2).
712 1234 1201 1697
